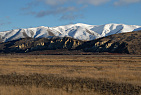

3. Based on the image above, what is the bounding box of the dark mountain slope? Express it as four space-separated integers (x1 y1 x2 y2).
76 30 141 54
0 30 140 54
0 37 84 53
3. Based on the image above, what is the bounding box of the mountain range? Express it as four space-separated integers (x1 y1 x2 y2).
0 23 141 42
0 23 141 54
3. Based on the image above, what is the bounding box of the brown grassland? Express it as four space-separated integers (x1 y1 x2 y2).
0 54 141 95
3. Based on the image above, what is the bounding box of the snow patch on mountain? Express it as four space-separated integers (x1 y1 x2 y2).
0 23 141 42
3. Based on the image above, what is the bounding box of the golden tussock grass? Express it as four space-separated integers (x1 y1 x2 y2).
0 85 100 95
0 54 141 95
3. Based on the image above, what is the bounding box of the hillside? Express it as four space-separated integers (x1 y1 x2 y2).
76 30 141 54
0 30 140 54
0 37 84 53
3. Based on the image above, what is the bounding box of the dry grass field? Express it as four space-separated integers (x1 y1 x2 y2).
0 54 141 95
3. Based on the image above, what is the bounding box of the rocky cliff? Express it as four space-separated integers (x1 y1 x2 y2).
76 30 141 54
0 37 83 53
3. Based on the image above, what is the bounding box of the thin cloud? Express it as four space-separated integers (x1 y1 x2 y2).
5 16 10 19
21 1 40 11
114 0 141 5
39 0 67 6
0 22 11 26
21 6 31 11
36 7 77 17
23 0 111 17
23 11 36 15
22 0 140 21
37 0 110 6
77 0 110 6
60 13 84 20
0 17 11 26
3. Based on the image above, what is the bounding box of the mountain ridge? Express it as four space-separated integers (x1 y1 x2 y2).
0 23 141 42
0 30 140 54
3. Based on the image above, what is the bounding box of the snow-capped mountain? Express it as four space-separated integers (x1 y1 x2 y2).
0 23 141 42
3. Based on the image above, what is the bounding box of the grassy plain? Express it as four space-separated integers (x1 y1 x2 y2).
0 54 141 95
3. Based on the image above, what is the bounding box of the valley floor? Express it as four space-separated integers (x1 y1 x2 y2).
0 54 141 95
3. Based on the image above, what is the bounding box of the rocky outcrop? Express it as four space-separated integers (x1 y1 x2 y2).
0 37 84 53
76 30 141 54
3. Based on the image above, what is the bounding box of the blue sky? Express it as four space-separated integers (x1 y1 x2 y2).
0 0 141 31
